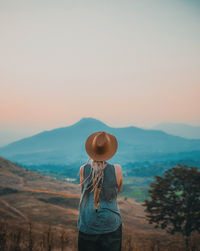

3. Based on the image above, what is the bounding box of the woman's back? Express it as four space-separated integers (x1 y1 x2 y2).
78 161 122 234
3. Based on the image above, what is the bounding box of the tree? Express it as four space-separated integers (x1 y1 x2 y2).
143 164 200 250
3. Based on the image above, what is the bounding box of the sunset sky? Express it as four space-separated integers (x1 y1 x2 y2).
0 0 200 141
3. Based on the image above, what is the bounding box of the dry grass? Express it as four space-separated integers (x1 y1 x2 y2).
0 157 200 250
0 219 200 251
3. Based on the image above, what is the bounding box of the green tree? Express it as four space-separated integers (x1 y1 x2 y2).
144 164 200 250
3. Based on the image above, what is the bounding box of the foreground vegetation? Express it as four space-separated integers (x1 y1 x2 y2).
144 165 200 250
0 220 199 251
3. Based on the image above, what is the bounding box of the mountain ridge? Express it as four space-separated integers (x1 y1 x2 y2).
152 122 200 139
0 117 200 165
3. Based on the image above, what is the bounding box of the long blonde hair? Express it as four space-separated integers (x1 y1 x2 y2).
80 158 107 210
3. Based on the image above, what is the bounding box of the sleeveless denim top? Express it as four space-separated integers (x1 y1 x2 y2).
77 162 122 234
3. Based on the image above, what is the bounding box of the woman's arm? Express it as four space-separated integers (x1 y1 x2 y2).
79 165 84 185
114 164 123 193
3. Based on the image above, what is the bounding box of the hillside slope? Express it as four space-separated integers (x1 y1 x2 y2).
0 157 150 231
0 157 199 250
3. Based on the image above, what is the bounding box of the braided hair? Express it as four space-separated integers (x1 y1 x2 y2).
80 158 107 210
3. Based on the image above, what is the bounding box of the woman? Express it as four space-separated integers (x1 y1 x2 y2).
77 131 123 251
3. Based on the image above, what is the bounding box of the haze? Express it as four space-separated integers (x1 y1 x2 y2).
0 0 200 142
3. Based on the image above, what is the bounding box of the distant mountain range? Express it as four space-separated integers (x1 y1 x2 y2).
152 122 200 139
0 127 39 147
0 117 200 165
0 130 28 147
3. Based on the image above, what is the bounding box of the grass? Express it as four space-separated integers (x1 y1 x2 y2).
118 176 153 202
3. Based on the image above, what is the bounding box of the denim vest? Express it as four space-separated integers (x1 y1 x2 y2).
77 162 122 234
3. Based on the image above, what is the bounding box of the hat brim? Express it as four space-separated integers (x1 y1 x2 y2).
85 131 118 161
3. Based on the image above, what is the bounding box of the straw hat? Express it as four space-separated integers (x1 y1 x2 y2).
85 131 118 161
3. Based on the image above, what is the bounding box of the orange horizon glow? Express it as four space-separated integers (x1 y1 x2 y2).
0 0 200 132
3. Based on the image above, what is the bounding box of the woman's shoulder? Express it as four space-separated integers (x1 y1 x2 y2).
113 164 122 176
80 163 91 177
105 163 122 172
113 164 123 192
107 163 122 180
113 163 122 171
113 163 122 168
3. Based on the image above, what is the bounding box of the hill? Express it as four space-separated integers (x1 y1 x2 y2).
0 157 146 230
152 122 200 139
0 117 200 165
0 157 199 250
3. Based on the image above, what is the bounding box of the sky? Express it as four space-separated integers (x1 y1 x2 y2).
0 0 200 143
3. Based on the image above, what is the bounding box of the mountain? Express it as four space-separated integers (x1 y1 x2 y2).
0 126 38 147
0 130 29 147
0 117 200 165
152 122 200 139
